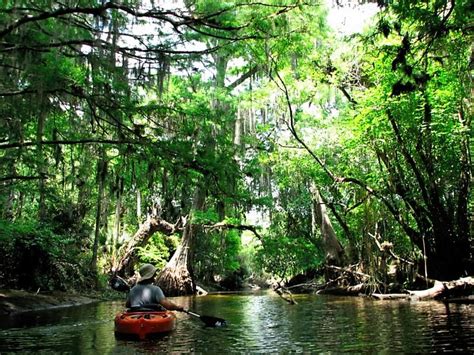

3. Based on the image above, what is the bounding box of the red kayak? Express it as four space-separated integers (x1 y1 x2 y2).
114 310 177 340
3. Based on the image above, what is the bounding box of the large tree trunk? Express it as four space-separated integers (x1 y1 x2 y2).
2 115 22 219
310 183 345 266
424 106 472 280
156 182 206 296
36 105 47 221
90 149 106 274
155 48 231 296
156 221 195 296
112 175 124 263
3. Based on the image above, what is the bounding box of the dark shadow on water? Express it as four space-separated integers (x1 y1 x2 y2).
114 331 171 341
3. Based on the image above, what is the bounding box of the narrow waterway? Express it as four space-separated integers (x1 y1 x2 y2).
0 292 472 353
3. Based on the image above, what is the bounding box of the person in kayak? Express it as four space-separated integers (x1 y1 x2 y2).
126 263 185 312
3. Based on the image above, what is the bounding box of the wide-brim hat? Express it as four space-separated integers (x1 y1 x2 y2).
138 263 157 282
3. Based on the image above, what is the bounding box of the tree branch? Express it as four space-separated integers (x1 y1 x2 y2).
0 139 140 150
338 85 357 104
0 1 247 39
204 221 263 240
226 65 260 91
0 175 42 182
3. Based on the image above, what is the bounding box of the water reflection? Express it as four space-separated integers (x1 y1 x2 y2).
0 293 472 353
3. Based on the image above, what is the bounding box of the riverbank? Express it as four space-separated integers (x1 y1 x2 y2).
0 289 102 315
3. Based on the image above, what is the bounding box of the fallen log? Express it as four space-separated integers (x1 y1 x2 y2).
372 277 474 301
408 280 446 300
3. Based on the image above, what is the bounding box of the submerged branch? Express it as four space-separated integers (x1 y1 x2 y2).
273 284 297 304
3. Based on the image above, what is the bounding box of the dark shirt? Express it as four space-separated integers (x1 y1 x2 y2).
126 283 165 309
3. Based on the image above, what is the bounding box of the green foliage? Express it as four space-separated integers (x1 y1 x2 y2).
255 228 323 280
0 219 92 291
192 208 220 225
333 0 473 278
136 233 179 270
194 229 243 283
1 0 470 291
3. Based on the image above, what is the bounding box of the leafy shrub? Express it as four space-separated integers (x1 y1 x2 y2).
255 231 324 281
0 219 91 291
136 233 179 270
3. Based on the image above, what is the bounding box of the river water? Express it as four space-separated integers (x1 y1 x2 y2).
0 292 472 353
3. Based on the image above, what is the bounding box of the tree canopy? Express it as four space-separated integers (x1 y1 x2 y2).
0 0 471 293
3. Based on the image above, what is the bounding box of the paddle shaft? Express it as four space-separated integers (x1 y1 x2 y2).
183 310 226 327
185 310 202 318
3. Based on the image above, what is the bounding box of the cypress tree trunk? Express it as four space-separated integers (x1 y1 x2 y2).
2 116 22 219
91 150 106 273
156 221 195 296
112 175 123 263
36 105 47 221
310 183 345 267
156 184 206 296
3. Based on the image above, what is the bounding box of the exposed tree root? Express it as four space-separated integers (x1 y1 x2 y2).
157 265 194 296
285 264 473 304
304 277 473 302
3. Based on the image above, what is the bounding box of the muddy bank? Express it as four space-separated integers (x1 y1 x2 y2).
0 289 99 316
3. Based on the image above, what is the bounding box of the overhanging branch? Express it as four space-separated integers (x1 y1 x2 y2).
204 221 263 240
0 139 141 150
226 65 260 91
0 175 42 182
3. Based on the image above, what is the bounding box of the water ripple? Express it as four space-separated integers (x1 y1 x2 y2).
0 293 472 353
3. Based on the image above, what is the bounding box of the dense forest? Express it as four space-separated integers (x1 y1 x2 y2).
0 0 472 297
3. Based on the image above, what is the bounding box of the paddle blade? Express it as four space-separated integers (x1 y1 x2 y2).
184 310 226 327
200 315 226 327
110 275 130 292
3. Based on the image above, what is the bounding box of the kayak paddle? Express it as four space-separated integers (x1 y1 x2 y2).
110 274 131 292
184 310 226 327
